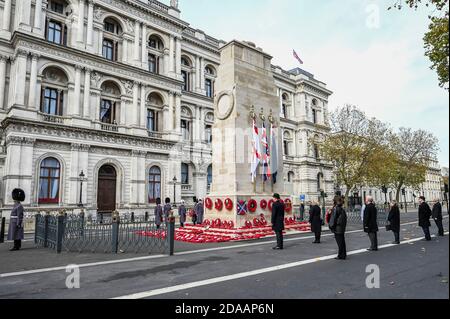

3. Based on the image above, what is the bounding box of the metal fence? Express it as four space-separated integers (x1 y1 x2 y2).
34 212 174 255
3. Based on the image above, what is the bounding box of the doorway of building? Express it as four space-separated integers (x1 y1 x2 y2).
97 164 117 214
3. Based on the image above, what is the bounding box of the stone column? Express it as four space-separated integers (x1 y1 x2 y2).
169 35 175 74
199 58 205 92
122 38 128 63
175 93 181 133
175 37 181 75
33 0 43 32
167 91 175 132
130 150 139 205
86 0 94 47
69 144 81 205
163 104 169 132
77 0 85 44
132 81 139 126
73 65 82 116
141 24 147 69
120 97 127 126
140 83 147 128
0 55 7 110
20 138 35 206
194 106 201 142
97 28 103 55
195 56 201 91
28 53 39 109
2 0 12 31
163 48 170 76
83 68 91 118
134 20 140 63
14 0 32 32
13 50 28 107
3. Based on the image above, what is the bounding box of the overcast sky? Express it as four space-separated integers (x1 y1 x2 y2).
163 0 449 167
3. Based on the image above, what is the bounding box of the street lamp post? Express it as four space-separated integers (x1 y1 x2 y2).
78 171 85 208
413 193 417 209
172 176 177 208
320 190 327 222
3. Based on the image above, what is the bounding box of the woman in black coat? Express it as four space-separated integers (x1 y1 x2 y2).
309 201 322 244
388 201 401 244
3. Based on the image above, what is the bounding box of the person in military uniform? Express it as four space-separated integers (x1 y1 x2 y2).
195 199 204 225
8 188 25 251
154 198 163 229
178 200 187 228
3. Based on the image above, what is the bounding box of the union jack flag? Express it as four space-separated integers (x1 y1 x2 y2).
293 49 304 65
251 118 261 183
261 122 271 182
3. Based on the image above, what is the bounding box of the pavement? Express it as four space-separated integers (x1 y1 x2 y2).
0 212 448 299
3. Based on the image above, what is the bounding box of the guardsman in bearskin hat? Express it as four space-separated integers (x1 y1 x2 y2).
8 189 25 251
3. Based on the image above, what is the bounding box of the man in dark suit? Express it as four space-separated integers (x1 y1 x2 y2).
432 199 445 237
271 193 285 250
363 196 379 251
418 196 432 241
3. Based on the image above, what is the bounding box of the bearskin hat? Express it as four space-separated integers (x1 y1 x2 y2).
12 188 25 202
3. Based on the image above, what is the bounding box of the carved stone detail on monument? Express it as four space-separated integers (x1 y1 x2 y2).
214 90 235 120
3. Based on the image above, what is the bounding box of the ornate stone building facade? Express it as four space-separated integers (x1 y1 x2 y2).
0 0 333 217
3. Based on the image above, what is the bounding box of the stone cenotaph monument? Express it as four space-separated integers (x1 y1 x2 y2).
205 40 290 228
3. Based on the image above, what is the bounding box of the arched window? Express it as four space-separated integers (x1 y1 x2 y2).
288 171 295 183
102 18 122 61
312 99 319 124
100 81 121 124
40 66 68 116
181 107 193 141
148 166 161 204
39 157 61 204
282 93 290 118
45 0 69 45
181 163 189 185
205 65 216 98
147 35 164 74
181 56 192 92
146 92 164 132
314 144 320 160
149 35 164 51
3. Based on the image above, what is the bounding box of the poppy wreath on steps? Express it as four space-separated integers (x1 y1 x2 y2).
215 199 224 211
237 200 248 216
245 220 253 229
260 199 268 210
284 199 293 212
205 198 213 210
248 199 258 213
224 198 233 211
268 199 274 211
253 218 262 227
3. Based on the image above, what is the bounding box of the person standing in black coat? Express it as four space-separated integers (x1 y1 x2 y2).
388 200 401 244
309 200 322 244
418 196 432 241
363 196 379 251
329 196 347 260
8 189 25 251
271 193 285 250
432 199 445 237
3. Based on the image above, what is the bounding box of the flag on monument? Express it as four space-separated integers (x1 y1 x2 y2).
270 123 279 184
261 122 271 182
293 49 304 65
251 119 261 183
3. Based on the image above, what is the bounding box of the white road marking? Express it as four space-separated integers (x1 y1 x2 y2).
0 219 445 278
112 232 449 299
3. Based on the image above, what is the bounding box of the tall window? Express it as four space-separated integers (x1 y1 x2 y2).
148 166 161 204
147 109 158 132
205 125 212 143
207 165 213 188
149 36 163 50
100 99 116 124
148 54 158 74
181 70 189 91
39 157 61 204
314 144 320 159
41 88 63 115
46 21 66 45
283 140 289 156
181 163 189 185
205 79 213 98
102 39 115 61
104 18 121 35
282 104 288 118
317 173 324 192
181 119 190 141
49 0 65 14
312 109 317 124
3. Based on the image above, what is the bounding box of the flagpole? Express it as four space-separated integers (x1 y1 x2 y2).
260 108 266 194
268 109 274 194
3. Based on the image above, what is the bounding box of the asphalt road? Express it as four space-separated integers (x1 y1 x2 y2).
0 216 447 299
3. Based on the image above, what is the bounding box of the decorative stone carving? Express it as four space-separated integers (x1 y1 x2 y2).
91 72 103 88
121 80 134 96
214 90 234 121
125 18 135 33
170 0 179 9
94 7 104 20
